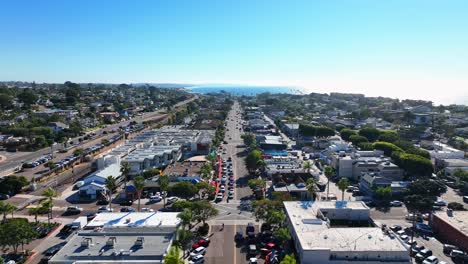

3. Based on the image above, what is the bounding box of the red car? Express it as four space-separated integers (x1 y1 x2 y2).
191 238 210 249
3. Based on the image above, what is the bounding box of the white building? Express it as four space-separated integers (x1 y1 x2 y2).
429 142 464 160
49 212 180 264
284 201 410 264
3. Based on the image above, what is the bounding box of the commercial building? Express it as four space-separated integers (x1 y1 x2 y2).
49 212 180 264
428 143 464 160
284 201 410 264
359 173 410 197
430 211 468 252
330 151 403 181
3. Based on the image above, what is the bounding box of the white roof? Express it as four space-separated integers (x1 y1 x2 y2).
284 201 407 252
87 212 180 228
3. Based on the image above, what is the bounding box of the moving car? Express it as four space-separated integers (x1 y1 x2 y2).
66 206 83 214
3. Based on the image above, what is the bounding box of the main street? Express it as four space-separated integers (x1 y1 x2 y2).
205 101 258 264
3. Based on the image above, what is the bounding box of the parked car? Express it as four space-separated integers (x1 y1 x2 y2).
390 225 402 232
141 208 154 212
390 200 403 207
188 254 205 264
149 195 162 203
120 207 136 212
443 244 459 255
190 246 207 257
119 199 133 206
434 200 447 206
415 249 433 262
422 256 439 264
463 196 468 203
97 206 113 213
166 197 178 204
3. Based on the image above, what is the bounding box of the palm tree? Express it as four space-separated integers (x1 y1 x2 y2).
337 178 350 201
158 175 170 208
306 178 317 201
105 176 117 211
29 206 42 223
199 163 212 180
178 209 193 230
134 176 146 212
303 160 312 173
42 187 58 223
175 227 194 257
324 166 334 200
0 202 17 221
120 161 131 189
256 159 266 174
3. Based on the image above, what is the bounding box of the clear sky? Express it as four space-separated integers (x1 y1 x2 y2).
1 0 467 104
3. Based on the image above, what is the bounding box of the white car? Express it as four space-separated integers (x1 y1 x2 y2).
422 256 439 264
220 186 226 193
141 208 154 212
390 200 403 207
190 246 206 257
149 196 162 203
229 189 234 195
189 254 205 264
400 235 409 241
97 206 113 213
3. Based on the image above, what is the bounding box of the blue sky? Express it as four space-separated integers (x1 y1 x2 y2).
1 0 467 104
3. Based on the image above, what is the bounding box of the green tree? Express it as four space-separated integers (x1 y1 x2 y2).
252 199 283 222
349 135 369 146
274 227 291 248
303 160 312 173
175 228 193 256
0 218 38 253
406 179 446 197
199 163 212 180
306 178 317 200
359 127 381 142
241 133 256 146
324 166 334 199
172 200 193 212
178 209 193 230
378 130 399 143
266 210 286 228
134 176 146 211
246 149 262 172
375 186 392 203
105 176 117 211
120 161 131 189
338 178 350 201
393 153 433 177
142 168 161 179
17 89 38 106
372 142 404 156
248 178 266 191
158 175 170 208
340 129 357 141
164 246 183 264
73 148 84 157
280 254 296 264
191 201 218 225
0 202 17 221
171 181 198 199
42 187 58 223
0 175 29 196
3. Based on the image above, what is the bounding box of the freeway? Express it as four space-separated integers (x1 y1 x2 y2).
0 95 197 177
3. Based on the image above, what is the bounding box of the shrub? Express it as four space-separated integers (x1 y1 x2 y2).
349 135 369 146
358 127 380 142
373 142 404 156
340 129 357 141
448 202 465 211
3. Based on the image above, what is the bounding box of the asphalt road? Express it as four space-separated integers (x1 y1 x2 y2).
206 101 258 264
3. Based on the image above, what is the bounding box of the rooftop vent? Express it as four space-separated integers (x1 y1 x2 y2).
135 237 144 247
324 235 328 239
81 237 92 248
106 237 117 247
368 234 372 239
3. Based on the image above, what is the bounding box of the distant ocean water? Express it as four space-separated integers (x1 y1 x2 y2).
186 85 299 95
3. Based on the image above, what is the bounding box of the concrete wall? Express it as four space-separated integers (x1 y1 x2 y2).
430 214 468 252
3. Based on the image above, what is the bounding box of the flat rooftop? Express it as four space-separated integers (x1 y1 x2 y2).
284 201 407 252
49 229 174 264
87 212 180 228
434 211 468 235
